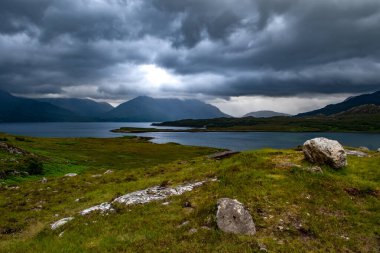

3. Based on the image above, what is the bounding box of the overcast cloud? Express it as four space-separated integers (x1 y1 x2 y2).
0 0 380 114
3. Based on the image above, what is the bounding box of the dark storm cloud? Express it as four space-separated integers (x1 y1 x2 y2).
0 0 379 99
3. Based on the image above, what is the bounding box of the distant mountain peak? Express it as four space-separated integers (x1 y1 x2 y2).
298 90 380 117
104 96 230 122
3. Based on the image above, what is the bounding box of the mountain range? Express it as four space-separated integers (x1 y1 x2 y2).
0 89 379 122
0 90 228 122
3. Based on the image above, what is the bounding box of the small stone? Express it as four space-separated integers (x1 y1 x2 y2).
104 170 114 174
178 221 189 228
91 174 102 178
161 201 170 206
307 166 323 173
51 217 74 230
188 228 198 234
41 177 47 183
359 146 370 151
216 198 256 235
183 201 192 208
58 231 65 237
201 226 211 230
65 173 77 177
278 225 284 231
258 242 268 252
377 148 380 152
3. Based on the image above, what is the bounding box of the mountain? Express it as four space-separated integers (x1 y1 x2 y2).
37 98 113 117
243 110 290 118
103 96 230 122
0 90 82 122
298 91 380 116
333 104 380 117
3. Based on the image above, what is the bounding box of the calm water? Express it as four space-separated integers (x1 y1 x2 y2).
0 122 379 151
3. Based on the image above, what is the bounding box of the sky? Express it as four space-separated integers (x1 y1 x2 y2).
0 0 380 116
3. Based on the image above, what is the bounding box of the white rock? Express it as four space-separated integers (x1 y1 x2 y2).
80 202 114 215
65 173 77 177
91 174 102 178
303 138 347 169
51 217 74 230
113 179 215 205
104 170 114 174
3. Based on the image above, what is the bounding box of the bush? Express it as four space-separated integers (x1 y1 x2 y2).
21 156 44 175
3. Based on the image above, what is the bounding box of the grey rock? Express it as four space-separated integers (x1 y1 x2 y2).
216 198 256 235
359 146 370 151
51 217 74 230
41 177 47 183
377 148 380 152
303 138 347 169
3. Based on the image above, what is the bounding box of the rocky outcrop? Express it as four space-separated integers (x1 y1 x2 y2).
113 179 216 205
303 138 347 169
216 198 256 235
51 217 74 230
0 142 29 155
79 179 217 216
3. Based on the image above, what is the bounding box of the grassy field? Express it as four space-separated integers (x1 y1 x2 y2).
0 133 379 252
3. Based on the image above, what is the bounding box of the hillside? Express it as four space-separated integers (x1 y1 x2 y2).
154 113 380 132
333 104 380 116
103 96 230 122
0 133 378 252
0 90 82 122
298 91 380 116
244 110 290 118
38 98 113 117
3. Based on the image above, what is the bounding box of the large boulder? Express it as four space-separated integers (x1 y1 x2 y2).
303 138 347 169
216 198 256 235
